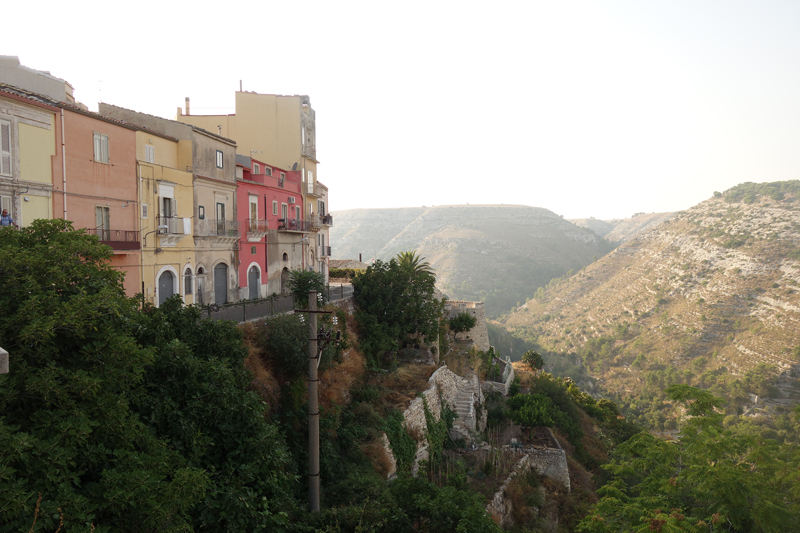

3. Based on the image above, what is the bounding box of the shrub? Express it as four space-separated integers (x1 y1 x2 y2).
449 311 477 333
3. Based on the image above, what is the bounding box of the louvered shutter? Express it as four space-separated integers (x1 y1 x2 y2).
1 120 11 176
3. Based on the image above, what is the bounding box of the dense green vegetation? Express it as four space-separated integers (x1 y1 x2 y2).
352 253 444 366
722 180 800 204
450 311 477 333
579 385 800 532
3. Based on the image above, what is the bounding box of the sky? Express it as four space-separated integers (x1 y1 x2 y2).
4 0 800 220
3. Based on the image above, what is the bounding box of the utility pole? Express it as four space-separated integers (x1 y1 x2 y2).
307 290 320 512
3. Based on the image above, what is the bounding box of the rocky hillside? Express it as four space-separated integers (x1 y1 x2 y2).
569 212 676 244
502 182 800 418
331 204 615 316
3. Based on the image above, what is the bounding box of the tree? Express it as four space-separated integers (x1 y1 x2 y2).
396 251 434 278
289 268 325 307
449 311 477 333
352 258 444 364
521 349 544 371
578 385 800 532
0 220 207 532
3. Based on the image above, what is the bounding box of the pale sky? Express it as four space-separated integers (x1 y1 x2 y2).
4 1 800 220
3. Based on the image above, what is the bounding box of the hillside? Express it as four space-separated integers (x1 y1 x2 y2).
501 182 800 421
331 204 615 316
569 212 676 244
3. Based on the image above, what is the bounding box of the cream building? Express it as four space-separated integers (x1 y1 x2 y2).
0 84 57 228
100 103 240 306
135 129 196 306
177 92 330 278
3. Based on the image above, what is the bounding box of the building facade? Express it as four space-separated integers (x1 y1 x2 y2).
0 84 58 229
99 103 239 305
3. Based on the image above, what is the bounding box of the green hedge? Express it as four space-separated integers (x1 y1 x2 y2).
329 268 364 279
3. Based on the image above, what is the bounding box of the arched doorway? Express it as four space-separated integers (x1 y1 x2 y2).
248 265 260 300
281 267 290 296
196 267 205 305
158 270 175 306
214 263 228 304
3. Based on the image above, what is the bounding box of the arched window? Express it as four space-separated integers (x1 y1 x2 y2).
282 252 288 262
184 267 192 295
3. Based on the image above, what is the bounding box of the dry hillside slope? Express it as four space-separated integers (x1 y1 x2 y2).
331 204 615 316
503 184 800 414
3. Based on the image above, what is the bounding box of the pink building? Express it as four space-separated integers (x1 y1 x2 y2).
236 155 307 298
52 105 141 297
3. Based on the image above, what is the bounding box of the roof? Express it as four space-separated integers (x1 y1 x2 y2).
99 102 237 145
329 259 370 270
0 83 137 131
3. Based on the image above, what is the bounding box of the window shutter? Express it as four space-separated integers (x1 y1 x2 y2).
0 120 11 176
102 135 109 163
170 198 177 217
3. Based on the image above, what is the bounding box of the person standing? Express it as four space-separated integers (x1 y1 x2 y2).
1 209 17 229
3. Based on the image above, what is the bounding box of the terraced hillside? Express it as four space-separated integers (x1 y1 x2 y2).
502 182 800 418
569 212 676 244
331 204 615 316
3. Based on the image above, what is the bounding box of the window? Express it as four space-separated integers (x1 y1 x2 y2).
95 206 110 240
272 200 278 216
281 203 288 221
215 150 223 168
251 245 257 254
249 196 258 230
307 170 313 194
253 162 260 174
1 196 11 218
264 167 272 176
93 132 109 163
295 206 300 219
142 203 149 218
318 200 325 216
0 119 11 176
184 268 192 295
198 205 205 219
280 172 285 179
145 144 155 163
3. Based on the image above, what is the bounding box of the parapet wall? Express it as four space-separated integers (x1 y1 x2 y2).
444 300 490 352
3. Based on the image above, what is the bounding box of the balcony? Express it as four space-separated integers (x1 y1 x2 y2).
320 245 331 257
87 228 140 251
246 218 269 242
301 143 316 160
306 181 327 197
195 219 240 246
278 218 312 233
156 216 189 247
320 214 333 227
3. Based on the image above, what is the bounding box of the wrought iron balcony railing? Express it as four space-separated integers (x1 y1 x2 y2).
87 228 140 250
195 219 240 237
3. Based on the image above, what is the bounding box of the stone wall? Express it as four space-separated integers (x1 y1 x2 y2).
381 365 486 477
482 357 516 396
444 300 490 352
486 429 570 527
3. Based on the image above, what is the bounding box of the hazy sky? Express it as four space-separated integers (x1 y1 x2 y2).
4 1 800 220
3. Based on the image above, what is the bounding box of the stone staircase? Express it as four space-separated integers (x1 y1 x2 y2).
450 389 474 441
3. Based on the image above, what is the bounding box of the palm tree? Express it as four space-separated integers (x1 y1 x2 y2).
395 251 434 278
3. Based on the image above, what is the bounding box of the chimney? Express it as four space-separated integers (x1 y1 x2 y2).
185 97 190 116
217 125 222 135
239 80 243 91
177 106 182 117
359 253 362 262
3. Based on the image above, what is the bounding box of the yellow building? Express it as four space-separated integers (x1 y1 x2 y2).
177 93 330 278
0 84 57 227
135 130 196 306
